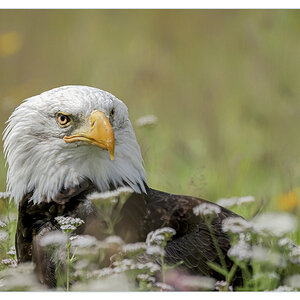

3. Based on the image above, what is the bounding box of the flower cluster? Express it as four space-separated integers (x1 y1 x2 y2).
136 273 156 283
7 246 16 257
87 187 134 202
215 280 233 291
70 235 98 248
135 115 158 128
0 192 10 199
222 217 252 234
0 220 6 228
154 282 174 291
0 230 8 241
228 239 252 260
146 227 176 247
251 212 297 237
40 231 67 247
121 242 147 255
289 246 300 265
104 236 124 246
193 202 221 217
217 196 255 208
1 258 17 268
55 216 84 233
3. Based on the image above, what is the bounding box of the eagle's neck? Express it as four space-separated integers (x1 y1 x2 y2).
5 138 147 204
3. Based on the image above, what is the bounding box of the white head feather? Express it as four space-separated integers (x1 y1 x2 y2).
3 86 147 204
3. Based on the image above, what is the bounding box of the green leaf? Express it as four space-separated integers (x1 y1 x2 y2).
207 262 228 277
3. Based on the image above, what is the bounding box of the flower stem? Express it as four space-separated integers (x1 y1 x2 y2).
66 241 71 291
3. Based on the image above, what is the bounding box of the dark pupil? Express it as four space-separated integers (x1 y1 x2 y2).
60 115 66 123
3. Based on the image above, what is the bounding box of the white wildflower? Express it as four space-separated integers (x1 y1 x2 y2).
137 274 156 283
278 238 295 249
113 259 135 268
0 192 10 199
154 227 176 236
40 231 67 247
146 245 165 256
144 262 161 273
147 234 165 245
87 187 134 201
154 282 174 291
0 262 43 291
113 265 129 273
7 246 16 256
135 115 158 127
122 242 146 254
104 236 124 245
217 197 238 208
90 267 114 279
112 259 135 273
193 202 221 217
222 217 252 234
0 220 6 228
252 212 297 237
134 262 161 273
60 224 77 232
0 230 8 241
237 196 255 205
74 259 89 271
285 274 300 288
71 235 97 248
239 232 252 242
55 216 84 227
289 246 300 265
228 239 252 260
251 246 269 262
215 280 228 288
1 258 17 267
215 280 233 291
251 246 284 267
137 274 149 281
146 227 176 246
217 196 255 208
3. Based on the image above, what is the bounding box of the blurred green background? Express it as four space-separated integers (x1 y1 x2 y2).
0 9 300 215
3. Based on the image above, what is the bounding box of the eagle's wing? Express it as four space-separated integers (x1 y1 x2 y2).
119 188 241 282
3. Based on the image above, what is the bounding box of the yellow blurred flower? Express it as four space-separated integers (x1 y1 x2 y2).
0 31 22 56
277 189 300 212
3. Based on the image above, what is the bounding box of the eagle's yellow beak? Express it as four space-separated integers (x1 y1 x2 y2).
63 110 115 160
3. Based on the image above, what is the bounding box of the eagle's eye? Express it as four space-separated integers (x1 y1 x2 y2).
57 112 71 127
110 108 115 119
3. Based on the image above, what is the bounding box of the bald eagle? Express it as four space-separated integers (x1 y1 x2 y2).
3 86 242 288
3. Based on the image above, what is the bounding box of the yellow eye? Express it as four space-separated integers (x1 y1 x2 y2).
57 112 71 127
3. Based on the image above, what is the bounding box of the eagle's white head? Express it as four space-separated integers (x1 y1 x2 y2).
3 86 147 204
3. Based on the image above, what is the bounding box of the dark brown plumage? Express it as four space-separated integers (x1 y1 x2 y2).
16 180 242 288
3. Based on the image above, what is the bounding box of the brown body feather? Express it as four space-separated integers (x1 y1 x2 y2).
16 183 242 288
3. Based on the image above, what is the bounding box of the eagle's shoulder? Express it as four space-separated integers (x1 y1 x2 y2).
142 188 238 232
